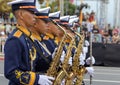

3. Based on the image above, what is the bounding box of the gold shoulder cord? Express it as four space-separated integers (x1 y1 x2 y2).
29 46 36 71
17 25 37 71
37 41 51 56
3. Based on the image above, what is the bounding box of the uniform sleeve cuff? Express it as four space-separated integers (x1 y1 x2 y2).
34 74 39 85
28 72 39 85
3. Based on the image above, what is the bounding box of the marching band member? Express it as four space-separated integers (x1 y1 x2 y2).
33 7 55 73
34 7 65 74
4 0 54 85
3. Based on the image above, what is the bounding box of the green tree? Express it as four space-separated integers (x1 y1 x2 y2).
49 0 76 15
64 1 76 15
38 0 77 15
38 0 45 4
49 0 59 12
0 0 12 12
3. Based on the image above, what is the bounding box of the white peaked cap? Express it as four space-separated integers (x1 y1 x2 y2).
7 0 34 5
60 15 70 22
69 18 75 24
37 7 51 13
70 15 77 19
69 17 79 27
7 0 38 13
73 17 79 22
69 17 79 24
49 11 61 18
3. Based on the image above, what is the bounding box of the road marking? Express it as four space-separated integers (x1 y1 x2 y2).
95 67 120 72
95 72 120 75
0 74 4 77
0 73 120 83
84 79 120 83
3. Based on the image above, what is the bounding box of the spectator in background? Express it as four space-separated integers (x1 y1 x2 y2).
0 12 2 18
102 26 110 43
112 32 120 44
85 32 90 41
3 12 9 23
85 12 90 21
92 25 102 42
5 22 12 36
86 20 94 32
0 22 5 36
89 11 95 23
108 24 113 43
11 22 16 30
113 26 119 35
82 23 88 32
82 13 86 21
9 12 14 24
117 26 120 35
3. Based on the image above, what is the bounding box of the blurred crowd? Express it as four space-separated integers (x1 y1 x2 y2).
79 11 120 44
0 11 120 44
0 12 16 53
0 12 16 37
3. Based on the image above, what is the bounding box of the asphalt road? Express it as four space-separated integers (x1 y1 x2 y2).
0 60 120 85
84 66 120 85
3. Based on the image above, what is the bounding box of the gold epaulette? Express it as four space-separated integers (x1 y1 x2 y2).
43 36 49 40
45 33 54 39
13 30 22 38
55 37 61 45
32 33 41 41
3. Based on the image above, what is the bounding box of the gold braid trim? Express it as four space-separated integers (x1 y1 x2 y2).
36 16 49 19
19 6 36 9
29 72 36 85
15 70 36 85
43 36 49 40
15 70 23 79
16 25 30 37
13 30 22 38
16 25 41 41
54 37 61 45
32 32 41 41
45 33 54 39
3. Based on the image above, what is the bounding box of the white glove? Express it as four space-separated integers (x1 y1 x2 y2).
61 79 65 85
86 56 95 65
68 57 72 66
86 67 94 77
79 53 85 65
81 53 86 60
60 51 66 63
38 75 55 85
83 47 88 54
84 40 89 47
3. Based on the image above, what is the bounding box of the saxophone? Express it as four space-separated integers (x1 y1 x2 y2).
46 20 67 77
53 34 76 85
65 32 85 85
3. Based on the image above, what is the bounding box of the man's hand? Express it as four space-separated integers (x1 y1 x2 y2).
86 56 95 65
60 51 66 63
79 53 85 65
38 75 54 85
86 67 94 77
68 57 72 66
